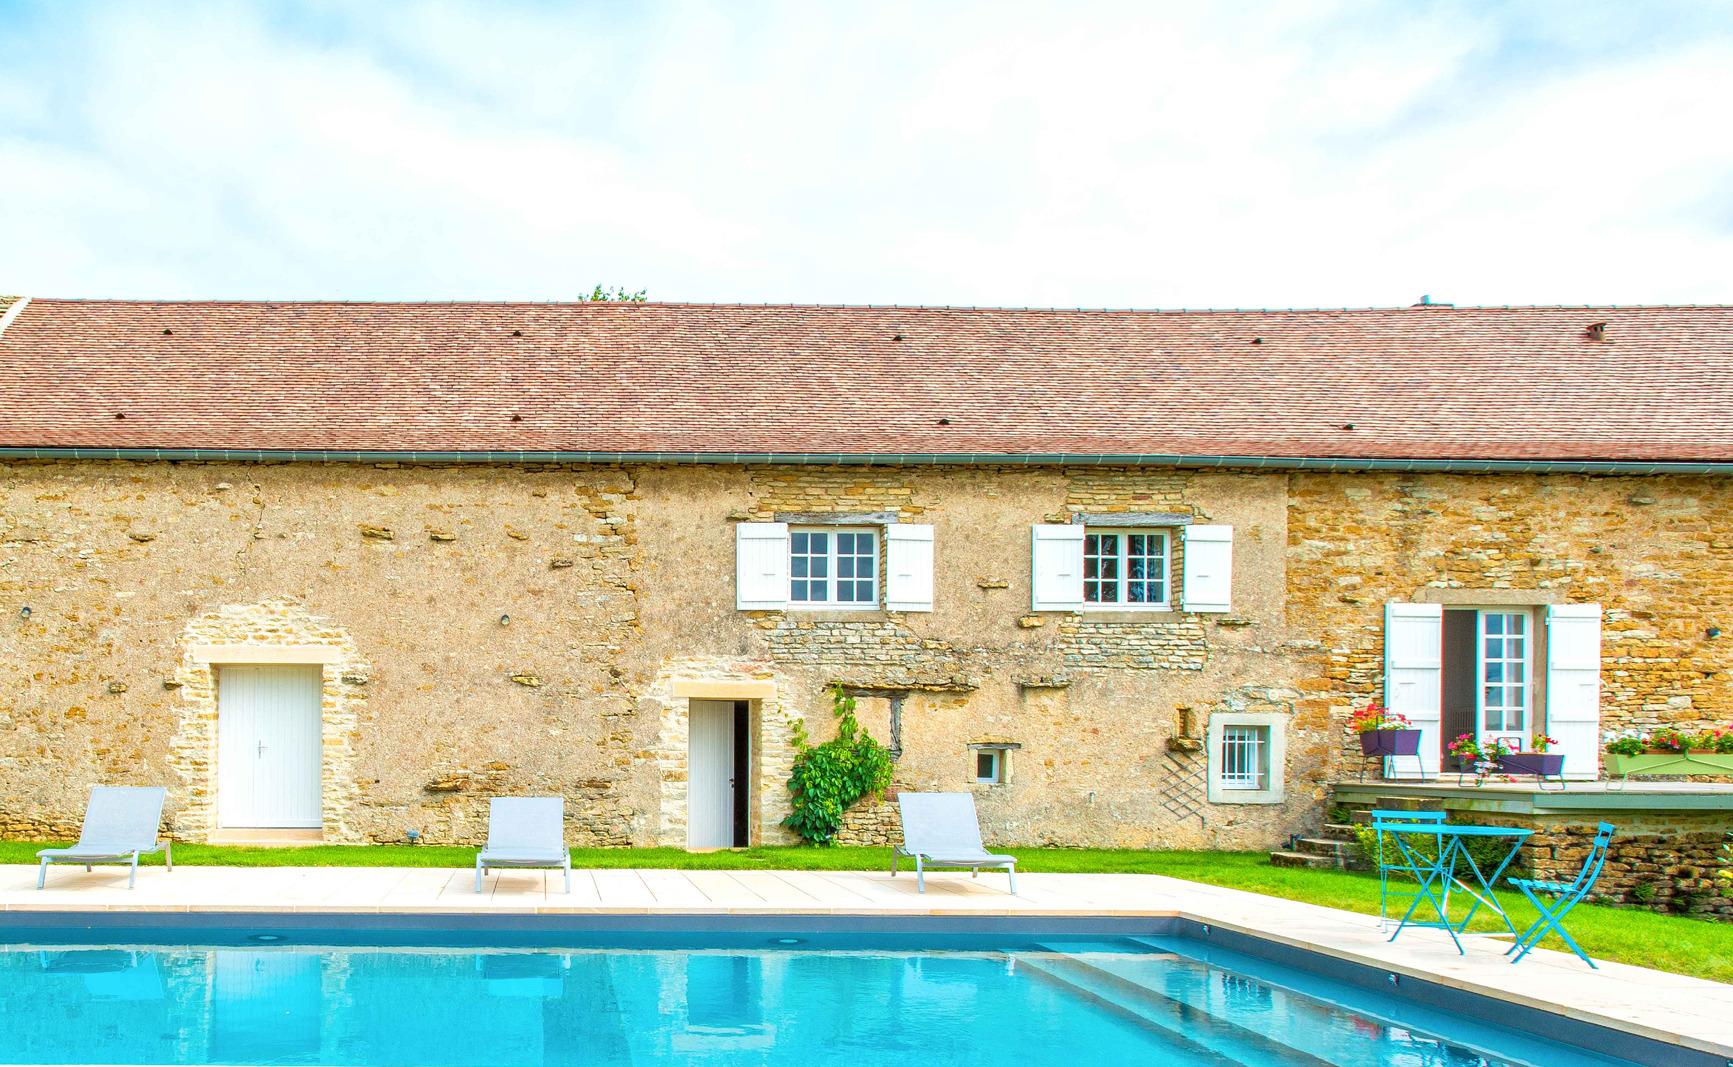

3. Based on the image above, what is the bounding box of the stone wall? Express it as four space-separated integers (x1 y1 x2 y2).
1055 619 1209 670
1 458 1725 853
833 798 903 847
0 460 1309 850
1528 817 1733 918
1286 473 1733 781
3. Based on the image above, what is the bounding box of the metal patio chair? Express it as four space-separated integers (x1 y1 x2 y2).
892 793 1016 894
1371 808 1447 925
1507 822 1614 968
36 786 172 890
476 797 572 893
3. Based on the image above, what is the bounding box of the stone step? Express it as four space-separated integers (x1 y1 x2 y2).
1014 948 1344 1067
1319 822 1359 841
1269 850 1341 870
1374 796 1446 812
1294 837 1353 858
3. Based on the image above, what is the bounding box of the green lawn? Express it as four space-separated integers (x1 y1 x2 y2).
6 841 1728 983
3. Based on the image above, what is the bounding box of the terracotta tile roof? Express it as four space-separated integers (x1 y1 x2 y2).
1 298 1729 463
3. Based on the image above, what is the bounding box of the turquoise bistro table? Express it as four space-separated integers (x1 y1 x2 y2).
1375 821 1532 954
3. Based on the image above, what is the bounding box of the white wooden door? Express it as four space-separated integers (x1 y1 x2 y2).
687 700 735 848
218 665 323 828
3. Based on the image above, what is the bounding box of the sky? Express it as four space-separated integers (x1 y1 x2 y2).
1 1 1730 308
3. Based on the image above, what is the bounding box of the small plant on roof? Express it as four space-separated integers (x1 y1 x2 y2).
1350 702 1412 733
577 285 647 303
782 683 894 846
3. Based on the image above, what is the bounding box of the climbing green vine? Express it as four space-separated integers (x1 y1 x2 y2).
782 684 894 845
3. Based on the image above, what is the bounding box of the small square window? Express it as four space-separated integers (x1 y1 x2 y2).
975 749 1002 784
1220 726 1268 790
1207 713 1285 805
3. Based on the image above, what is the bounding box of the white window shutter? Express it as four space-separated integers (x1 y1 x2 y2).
1181 525 1233 612
1385 603 1443 779
1546 603 1603 781
735 523 790 610
884 524 935 612
1031 524 1084 611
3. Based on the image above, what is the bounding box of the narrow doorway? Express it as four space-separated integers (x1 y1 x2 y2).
687 700 750 848
216 665 323 829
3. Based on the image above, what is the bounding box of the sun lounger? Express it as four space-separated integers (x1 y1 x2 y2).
475 797 571 893
37 786 172 890
892 792 1016 894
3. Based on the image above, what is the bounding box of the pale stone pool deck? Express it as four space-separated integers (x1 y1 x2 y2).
2 864 1728 1062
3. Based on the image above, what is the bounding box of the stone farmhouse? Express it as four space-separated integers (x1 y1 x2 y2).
0 296 1728 857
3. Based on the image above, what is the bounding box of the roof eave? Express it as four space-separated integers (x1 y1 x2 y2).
0 446 1728 476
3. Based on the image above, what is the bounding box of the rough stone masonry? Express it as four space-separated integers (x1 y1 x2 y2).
0 460 1728 856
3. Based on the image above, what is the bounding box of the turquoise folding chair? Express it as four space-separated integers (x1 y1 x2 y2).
1507 822 1614 968
1371 809 1447 925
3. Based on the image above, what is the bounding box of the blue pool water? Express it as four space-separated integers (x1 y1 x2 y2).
0 932 1634 1066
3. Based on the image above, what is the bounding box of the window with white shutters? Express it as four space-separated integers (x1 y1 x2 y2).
735 521 936 612
1031 524 1085 611
1545 603 1603 781
790 527 877 608
1181 525 1234 612
735 523 791 610
1384 602 1443 779
884 524 935 612
1082 529 1170 609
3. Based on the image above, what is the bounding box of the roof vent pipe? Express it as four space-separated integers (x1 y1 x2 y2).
1587 322 1608 342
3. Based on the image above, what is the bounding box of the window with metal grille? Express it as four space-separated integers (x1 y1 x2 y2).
1220 726 1267 790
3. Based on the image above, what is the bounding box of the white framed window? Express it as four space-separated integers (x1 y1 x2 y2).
968 742 1016 785
1206 712 1286 804
1219 726 1267 790
789 527 877 608
1082 528 1170 609
1479 610 1530 736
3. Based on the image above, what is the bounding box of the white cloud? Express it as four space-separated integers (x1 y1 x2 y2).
0 0 1728 306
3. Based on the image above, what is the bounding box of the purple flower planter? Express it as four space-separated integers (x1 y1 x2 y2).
1359 730 1422 758
1498 752 1565 777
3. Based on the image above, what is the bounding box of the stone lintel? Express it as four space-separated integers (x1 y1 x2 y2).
832 678 978 693
671 679 777 700
1016 676 1073 689
774 511 899 525
190 644 343 665
1410 588 1569 606
1071 512 1193 526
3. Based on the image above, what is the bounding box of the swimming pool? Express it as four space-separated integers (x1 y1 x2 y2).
0 924 1653 1066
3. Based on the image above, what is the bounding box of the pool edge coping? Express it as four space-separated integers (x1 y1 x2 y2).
3 900 1725 1063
